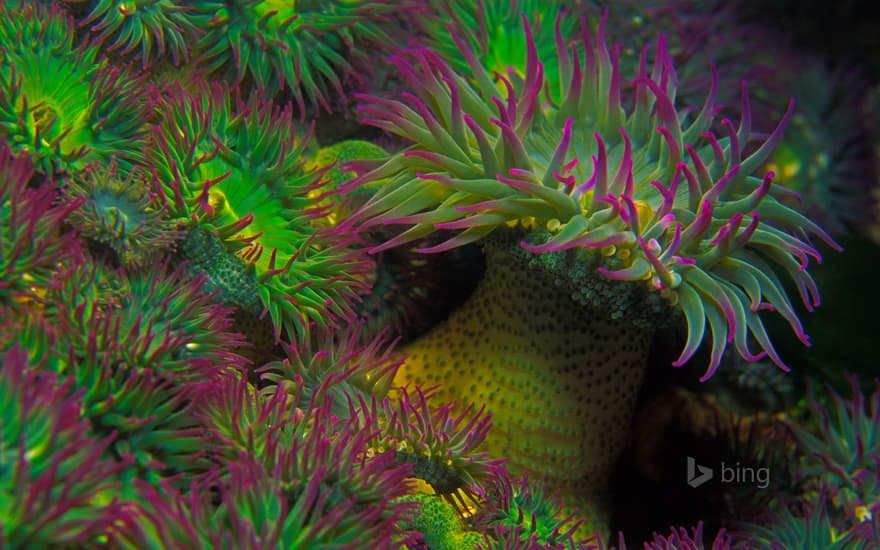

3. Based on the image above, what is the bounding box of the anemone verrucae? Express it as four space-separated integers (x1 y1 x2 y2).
0 3 150 176
338 12 839 535
148 80 372 341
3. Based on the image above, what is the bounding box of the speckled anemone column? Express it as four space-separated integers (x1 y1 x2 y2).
395 237 657 534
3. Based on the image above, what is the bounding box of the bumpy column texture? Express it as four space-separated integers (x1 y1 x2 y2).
394 243 651 532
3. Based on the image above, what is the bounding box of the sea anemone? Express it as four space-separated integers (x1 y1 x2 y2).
149 79 372 341
735 493 880 550
418 0 580 103
195 374 415 547
259 322 404 414
0 3 150 175
339 11 837 535
53 257 249 381
788 375 880 525
376 387 502 513
474 471 586 549
0 143 81 310
77 0 200 68
188 0 397 114
0 345 123 547
63 160 183 267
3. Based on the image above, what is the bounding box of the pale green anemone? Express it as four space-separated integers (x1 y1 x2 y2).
148 80 372 340
0 3 149 175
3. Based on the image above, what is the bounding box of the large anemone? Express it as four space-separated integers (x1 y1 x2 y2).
0 345 123 547
188 0 397 114
77 0 200 68
0 3 150 175
339 12 837 534
148 80 372 341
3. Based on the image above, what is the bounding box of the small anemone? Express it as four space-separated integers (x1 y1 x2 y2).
63 160 183 267
195 374 415 547
474 471 587 549
189 0 399 114
258 322 405 415
0 3 150 175
0 143 81 310
789 375 880 524
418 0 580 103
373 387 503 514
78 0 201 68
0 345 124 548
149 79 373 341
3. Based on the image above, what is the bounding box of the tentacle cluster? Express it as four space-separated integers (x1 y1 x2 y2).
78 0 200 68
340 13 839 379
0 3 150 175
419 0 580 103
0 144 80 310
189 0 397 113
0 346 123 548
63 161 182 267
149 80 372 340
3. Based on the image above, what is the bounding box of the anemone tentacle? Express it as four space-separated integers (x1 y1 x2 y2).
149 80 373 340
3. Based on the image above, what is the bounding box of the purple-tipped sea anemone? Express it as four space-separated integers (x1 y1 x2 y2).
63 161 183 267
148 80 372 341
77 0 200 68
188 0 397 114
339 11 838 535
0 143 80 310
0 3 150 175
0 345 123 547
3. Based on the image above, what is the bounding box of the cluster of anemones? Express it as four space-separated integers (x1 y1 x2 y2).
0 0 872 548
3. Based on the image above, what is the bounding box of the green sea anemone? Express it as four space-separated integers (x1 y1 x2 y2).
188 0 396 114
194 373 415 548
259 322 404 414
339 11 837 535
0 3 150 175
53 258 249 381
78 0 200 68
475 472 585 549
149 80 372 340
789 376 880 526
418 0 580 103
378 387 502 513
0 143 80 310
63 161 183 267
0 345 123 547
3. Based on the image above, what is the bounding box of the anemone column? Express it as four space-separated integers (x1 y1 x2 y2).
396 237 654 532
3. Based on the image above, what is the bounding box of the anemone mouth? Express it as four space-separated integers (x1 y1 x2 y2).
342 11 840 380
